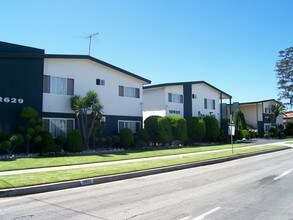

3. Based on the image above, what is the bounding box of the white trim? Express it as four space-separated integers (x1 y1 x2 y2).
117 120 141 133
43 117 75 137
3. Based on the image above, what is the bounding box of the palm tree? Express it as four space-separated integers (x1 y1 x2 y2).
271 103 286 128
70 90 103 149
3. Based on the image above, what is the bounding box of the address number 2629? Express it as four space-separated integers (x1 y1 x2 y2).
0 97 24 104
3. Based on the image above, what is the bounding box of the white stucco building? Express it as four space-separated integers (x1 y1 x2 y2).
42 55 151 137
143 81 232 124
227 99 284 136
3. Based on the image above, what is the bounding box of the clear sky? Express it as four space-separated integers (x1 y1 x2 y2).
1 0 292 103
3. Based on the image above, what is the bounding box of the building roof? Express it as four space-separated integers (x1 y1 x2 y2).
0 41 151 85
238 99 282 106
284 111 293 120
144 81 232 99
44 54 151 84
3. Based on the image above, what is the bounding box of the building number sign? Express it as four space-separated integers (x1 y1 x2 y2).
0 96 24 104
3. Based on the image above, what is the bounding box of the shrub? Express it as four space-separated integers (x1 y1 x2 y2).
136 128 150 145
158 117 172 145
37 131 54 153
187 117 206 142
65 130 84 152
241 129 249 139
55 135 66 148
110 136 120 148
233 109 247 139
284 120 293 136
167 116 187 142
0 130 9 142
120 128 134 149
264 132 270 139
0 140 12 153
9 133 24 154
203 116 219 142
106 136 113 148
42 144 62 157
144 115 161 145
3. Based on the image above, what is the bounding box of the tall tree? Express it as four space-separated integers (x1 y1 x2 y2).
275 47 293 108
70 90 103 149
271 103 286 128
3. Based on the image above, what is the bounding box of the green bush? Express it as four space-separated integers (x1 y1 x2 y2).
144 115 161 144
55 135 66 148
158 117 172 145
203 116 219 142
110 135 120 148
65 130 84 152
187 117 206 142
43 144 62 156
241 129 249 139
284 120 293 136
38 131 54 153
167 116 187 142
106 136 113 148
0 130 9 142
0 140 12 153
233 109 247 139
8 133 24 154
120 128 134 149
264 132 270 139
136 128 150 145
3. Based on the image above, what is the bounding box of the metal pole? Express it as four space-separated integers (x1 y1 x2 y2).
230 114 234 153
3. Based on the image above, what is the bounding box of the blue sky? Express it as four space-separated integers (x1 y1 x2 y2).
1 0 292 103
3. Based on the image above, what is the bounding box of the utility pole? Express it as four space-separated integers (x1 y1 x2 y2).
85 32 98 55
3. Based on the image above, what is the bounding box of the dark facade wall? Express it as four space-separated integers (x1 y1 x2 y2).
183 83 192 118
102 115 143 136
0 58 44 133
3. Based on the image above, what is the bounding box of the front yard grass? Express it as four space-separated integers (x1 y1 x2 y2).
0 145 287 189
0 143 251 172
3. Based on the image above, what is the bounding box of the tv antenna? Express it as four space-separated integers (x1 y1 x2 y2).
84 32 98 55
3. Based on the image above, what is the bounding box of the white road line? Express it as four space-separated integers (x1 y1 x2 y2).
193 207 222 220
274 168 293 180
179 216 191 220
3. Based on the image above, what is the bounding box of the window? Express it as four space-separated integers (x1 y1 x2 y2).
96 79 105 86
168 93 183 103
204 98 216 110
100 116 106 125
118 120 141 133
265 108 272 114
192 94 197 99
119 86 140 98
43 75 74 95
264 124 271 132
43 118 75 138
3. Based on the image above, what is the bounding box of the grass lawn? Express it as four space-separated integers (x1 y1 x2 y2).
0 143 251 172
0 145 287 189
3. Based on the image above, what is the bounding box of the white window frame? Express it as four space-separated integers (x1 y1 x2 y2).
204 98 216 110
118 120 141 133
44 75 74 95
96 79 105 86
168 93 183 103
264 124 271 132
43 117 75 138
119 86 140 98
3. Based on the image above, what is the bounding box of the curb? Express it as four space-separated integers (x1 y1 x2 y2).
0 147 291 197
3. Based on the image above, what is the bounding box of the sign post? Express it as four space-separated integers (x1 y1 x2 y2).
228 115 235 153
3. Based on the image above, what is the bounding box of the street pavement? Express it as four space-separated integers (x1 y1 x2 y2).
0 145 292 219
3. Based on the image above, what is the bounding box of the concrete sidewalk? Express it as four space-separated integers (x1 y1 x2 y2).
0 141 292 177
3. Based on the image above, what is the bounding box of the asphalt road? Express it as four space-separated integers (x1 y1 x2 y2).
1 148 292 220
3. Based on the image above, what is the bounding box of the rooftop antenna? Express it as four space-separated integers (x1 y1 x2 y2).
84 32 98 55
